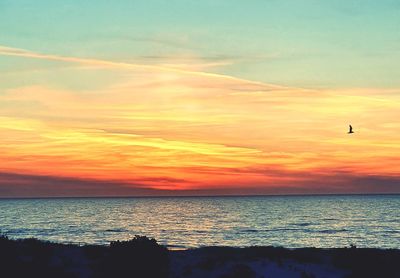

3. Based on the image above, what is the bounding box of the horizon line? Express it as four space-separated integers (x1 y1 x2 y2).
1 192 399 200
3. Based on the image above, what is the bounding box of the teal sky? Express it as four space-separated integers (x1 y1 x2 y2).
1 0 400 89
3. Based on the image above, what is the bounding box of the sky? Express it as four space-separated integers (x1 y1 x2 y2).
0 0 400 197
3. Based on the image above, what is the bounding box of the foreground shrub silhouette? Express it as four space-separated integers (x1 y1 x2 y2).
331 248 400 278
0 235 169 278
100 235 169 278
220 264 256 278
0 235 72 278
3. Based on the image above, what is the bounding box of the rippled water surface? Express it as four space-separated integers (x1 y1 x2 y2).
0 195 399 249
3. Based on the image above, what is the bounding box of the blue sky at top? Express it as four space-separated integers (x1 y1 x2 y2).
1 0 399 88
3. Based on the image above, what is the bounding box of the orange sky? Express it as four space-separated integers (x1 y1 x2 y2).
1 45 399 196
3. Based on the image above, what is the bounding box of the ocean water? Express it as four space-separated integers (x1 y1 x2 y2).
0 195 398 249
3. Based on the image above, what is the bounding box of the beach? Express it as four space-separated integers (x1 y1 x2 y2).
1 235 399 278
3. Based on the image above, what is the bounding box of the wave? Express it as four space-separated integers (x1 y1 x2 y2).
317 229 348 234
292 222 312 227
104 228 127 233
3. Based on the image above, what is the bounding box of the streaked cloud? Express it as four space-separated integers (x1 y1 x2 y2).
0 45 286 90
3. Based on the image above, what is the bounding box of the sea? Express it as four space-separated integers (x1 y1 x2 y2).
0 195 398 249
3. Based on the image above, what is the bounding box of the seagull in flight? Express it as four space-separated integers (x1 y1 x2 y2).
348 125 354 134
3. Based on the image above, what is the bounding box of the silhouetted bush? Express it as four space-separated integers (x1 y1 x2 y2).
0 235 169 278
331 248 400 278
220 264 256 278
301 271 316 278
101 235 169 278
197 257 218 270
0 235 72 278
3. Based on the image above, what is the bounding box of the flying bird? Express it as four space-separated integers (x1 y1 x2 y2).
348 125 354 134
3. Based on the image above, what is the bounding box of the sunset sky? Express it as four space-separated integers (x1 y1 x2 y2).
1 0 400 197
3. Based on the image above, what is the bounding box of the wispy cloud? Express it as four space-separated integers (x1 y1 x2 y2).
0 45 287 91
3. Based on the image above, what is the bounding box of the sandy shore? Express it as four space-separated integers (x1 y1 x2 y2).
0 235 398 278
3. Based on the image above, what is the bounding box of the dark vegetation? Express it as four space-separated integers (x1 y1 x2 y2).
0 235 168 278
0 235 73 278
220 264 256 278
0 235 399 278
185 246 400 278
102 236 168 278
331 247 400 278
